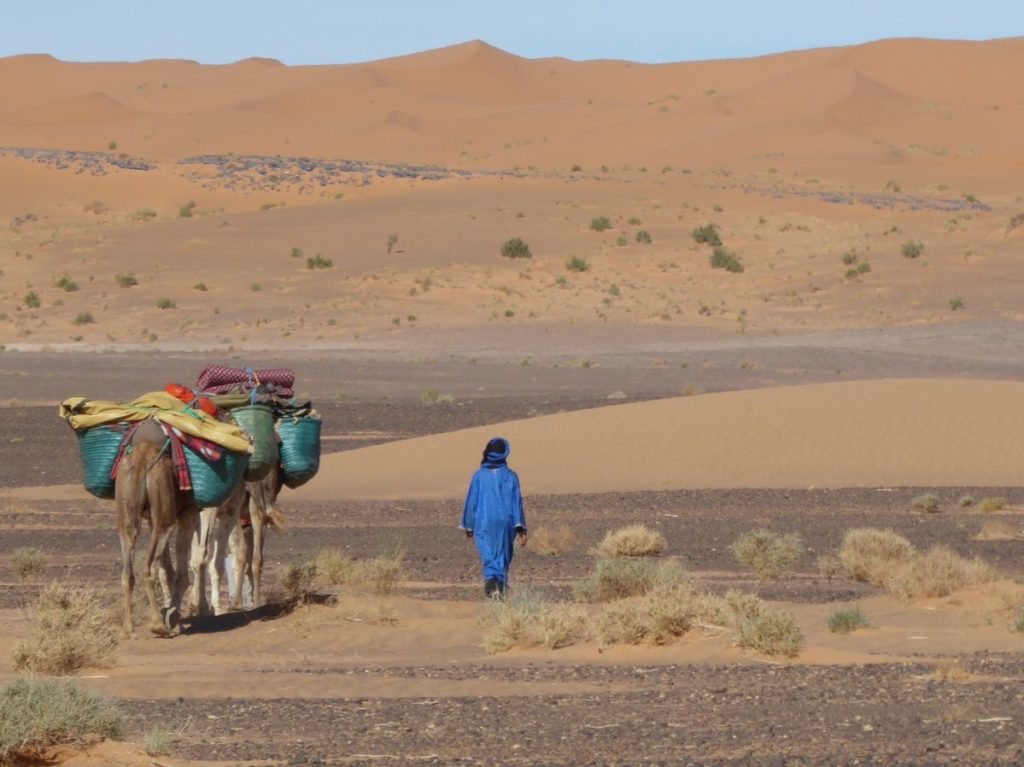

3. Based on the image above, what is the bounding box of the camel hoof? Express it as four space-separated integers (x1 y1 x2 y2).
163 606 181 634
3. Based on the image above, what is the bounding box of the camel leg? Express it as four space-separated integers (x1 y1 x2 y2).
143 522 176 635
173 507 198 611
117 518 140 637
188 506 215 617
250 496 266 607
227 511 249 610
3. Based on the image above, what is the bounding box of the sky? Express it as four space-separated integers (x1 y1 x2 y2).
3 1 1023 65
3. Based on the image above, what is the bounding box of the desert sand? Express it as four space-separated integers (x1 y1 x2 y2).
3 36 1024 765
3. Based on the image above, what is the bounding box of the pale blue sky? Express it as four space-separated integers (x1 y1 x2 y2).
3 1 1022 65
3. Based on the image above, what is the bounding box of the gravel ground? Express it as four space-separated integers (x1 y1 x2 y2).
4 336 1024 765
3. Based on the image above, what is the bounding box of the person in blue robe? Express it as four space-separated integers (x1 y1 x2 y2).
461 437 527 598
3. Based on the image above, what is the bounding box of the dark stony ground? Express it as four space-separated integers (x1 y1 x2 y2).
4 335 1024 764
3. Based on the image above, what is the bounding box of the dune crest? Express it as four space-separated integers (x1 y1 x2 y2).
294 379 1024 500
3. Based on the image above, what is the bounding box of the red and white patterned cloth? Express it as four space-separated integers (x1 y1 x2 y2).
195 365 295 397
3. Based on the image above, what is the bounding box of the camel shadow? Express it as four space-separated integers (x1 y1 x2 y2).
180 592 335 634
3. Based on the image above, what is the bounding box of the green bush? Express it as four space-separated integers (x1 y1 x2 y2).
590 216 612 232
179 201 196 218
828 607 870 634
0 677 122 762
71 312 95 325
156 298 176 310
566 255 591 273
978 496 1006 513
24 291 41 309
635 230 652 244
115 272 137 288
55 275 79 292
912 493 940 513
306 254 333 270
691 224 721 246
709 246 744 273
949 297 964 311
901 240 924 258
500 238 532 259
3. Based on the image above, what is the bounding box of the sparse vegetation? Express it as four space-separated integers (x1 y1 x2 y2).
839 528 916 586
290 246 304 259
949 297 964 311
573 558 685 603
816 554 842 583
387 233 399 253
13 582 119 674
316 548 405 596
529 525 577 556
888 546 997 600
709 246 744 273
828 607 870 634
143 728 176 757
156 297 176 310
72 312 95 325
306 254 333 270
730 529 804 580
55 275 79 292
24 291 41 309
178 201 196 218
115 272 138 288
912 494 940 513
635 230 652 244
131 207 157 222
594 525 666 558
9 547 47 581
500 238 532 259
901 240 924 258
420 389 454 406
482 587 585 654
841 249 859 265
566 255 591 273
277 559 318 602
978 496 1006 513
193 282 208 291
958 495 976 508
0 677 122 763
691 224 722 246
589 216 612 232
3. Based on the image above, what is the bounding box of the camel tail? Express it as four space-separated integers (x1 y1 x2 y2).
117 442 158 512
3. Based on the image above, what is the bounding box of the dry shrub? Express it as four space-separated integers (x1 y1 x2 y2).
718 590 803 657
594 525 666 558
13 582 118 674
277 560 318 602
529 525 577 556
359 552 405 596
911 494 941 513
9 547 47 581
482 588 585 654
729 529 804 580
816 554 842 583
594 581 715 646
888 546 998 600
315 548 405 595
316 549 360 585
976 519 1019 541
573 558 687 603
827 607 870 634
0 677 122 763
978 497 1006 513
839 528 915 586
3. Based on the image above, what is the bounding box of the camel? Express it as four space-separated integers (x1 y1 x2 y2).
205 466 285 611
115 419 198 636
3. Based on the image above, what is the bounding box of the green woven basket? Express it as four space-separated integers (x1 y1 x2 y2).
230 404 277 481
277 416 321 489
77 424 128 500
184 445 248 507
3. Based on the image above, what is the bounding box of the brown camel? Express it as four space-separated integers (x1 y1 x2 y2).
115 419 198 636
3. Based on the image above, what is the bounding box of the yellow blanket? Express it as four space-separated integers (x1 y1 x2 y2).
60 392 252 454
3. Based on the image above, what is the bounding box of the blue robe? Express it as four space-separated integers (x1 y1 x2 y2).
461 463 526 583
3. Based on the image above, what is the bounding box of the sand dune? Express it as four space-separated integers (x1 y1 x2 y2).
3 37 1024 347
294 379 1024 500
